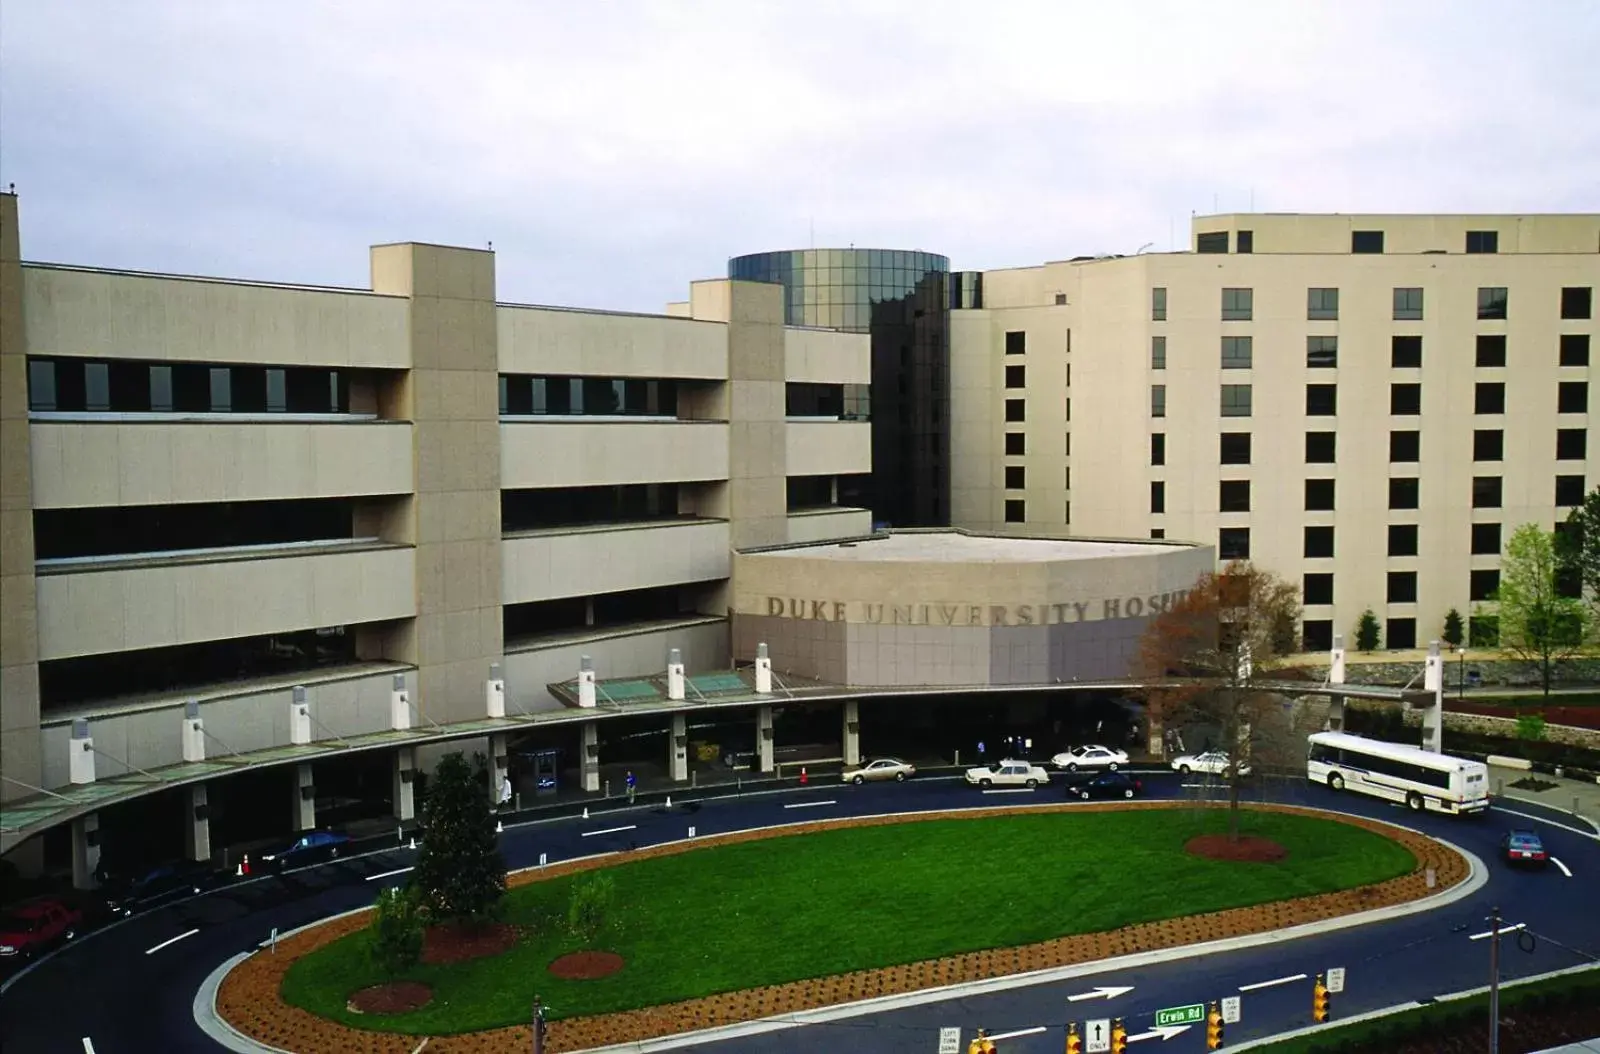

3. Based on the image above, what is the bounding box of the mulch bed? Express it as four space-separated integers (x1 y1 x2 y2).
217 801 1470 1054
423 922 520 966
1186 833 1288 862
549 951 626 980
348 982 434 1015
1508 777 1560 793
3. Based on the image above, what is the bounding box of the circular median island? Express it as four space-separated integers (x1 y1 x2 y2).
219 803 1469 1053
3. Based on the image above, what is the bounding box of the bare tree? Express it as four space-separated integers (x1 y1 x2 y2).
1134 562 1303 840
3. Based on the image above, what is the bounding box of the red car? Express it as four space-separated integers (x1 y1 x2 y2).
0 896 84 962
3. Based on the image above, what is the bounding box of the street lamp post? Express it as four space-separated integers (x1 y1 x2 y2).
1457 647 1467 701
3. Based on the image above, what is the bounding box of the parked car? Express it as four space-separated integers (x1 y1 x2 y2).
98 859 222 918
842 758 917 785
1050 745 1130 772
0 896 84 962
1171 751 1252 777
1069 772 1144 801
259 830 352 872
1501 830 1549 868
964 760 1050 788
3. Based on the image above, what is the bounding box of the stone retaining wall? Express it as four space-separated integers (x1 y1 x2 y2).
1347 701 1600 751
1298 658 1600 689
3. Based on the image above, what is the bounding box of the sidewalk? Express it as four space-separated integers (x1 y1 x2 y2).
1489 763 1600 832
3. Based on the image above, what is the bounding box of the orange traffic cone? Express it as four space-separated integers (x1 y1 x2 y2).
240 854 251 876
800 767 808 785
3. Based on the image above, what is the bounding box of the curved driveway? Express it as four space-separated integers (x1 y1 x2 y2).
1 774 1596 1053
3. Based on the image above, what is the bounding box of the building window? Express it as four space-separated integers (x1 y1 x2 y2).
1387 618 1417 649
1152 287 1167 322
1476 334 1507 368
1151 432 1165 465
1219 480 1251 513
1466 230 1500 254
1218 527 1251 560
1150 481 1166 514
1005 465 1026 490
1471 522 1501 555
1220 384 1252 417
1562 287 1594 320
1221 336 1253 369
1556 475 1587 507
1559 381 1588 414
1391 335 1422 368
1005 331 1026 355
1561 334 1591 367
1387 571 1418 604
1304 525 1335 559
1221 288 1253 321
1352 230 1385 254
1306 431 1336 463
1064 500 1071 522
1475 382 1505 415
1064 466 1072 488
1388 523 1419 557
1005 499 1025 523
1389 477 1420 510
1006 364 1026 388
1237 230 1254 253
1472 476 1503 508
1394 287 1424 321
1470 569 1501 602
1197 231 1230 253
1303 573 1334 605
1303 619 1334 651
1151 528 1166 539
1305 384 1337 416
1064 432 1071 456
1477 287 1509 320
1390 430 1421 463
1151 335 1167 370
1005 432 1025 456
1305 478 1335 511
1474 429 1504 461
1219 432 1251 465
209 367 233 412
1307 288 1339 321
1151 385 1167 418
1557 428 1587 460
1306 336 1338 369
1390 383 1422 415
27 360 57 411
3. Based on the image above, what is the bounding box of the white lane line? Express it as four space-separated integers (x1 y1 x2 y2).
82 1039 96 1054
981 788 1037 795
783 800 838 810
144 928 200 955
366 866 415 882
581 824 638 838
1551 857 1573 878
1238 972 1308 992
1490 806 1600 840
988 1026 1049 1041
1469 923 1525 941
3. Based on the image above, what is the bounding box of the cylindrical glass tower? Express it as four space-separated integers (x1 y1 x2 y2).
729 248 951 528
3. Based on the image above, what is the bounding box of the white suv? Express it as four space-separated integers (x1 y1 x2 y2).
964 760 1051 788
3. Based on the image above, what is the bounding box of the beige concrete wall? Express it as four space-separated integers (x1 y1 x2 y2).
371 243 503 724
497 305 727 380
1193 213 1600 255
0 193 41 800
502 520 731 604
35 545 417 660
502 619 728 713
786 508 873 545
30 421 414 508
23 266 410 368
501 420 730 489
785 420 872 477
783 327 871 384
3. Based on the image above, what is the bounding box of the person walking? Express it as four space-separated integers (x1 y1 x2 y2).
498 773 513 812
625 769 637 804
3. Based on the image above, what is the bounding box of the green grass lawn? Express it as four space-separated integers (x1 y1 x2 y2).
281 809 1416 1035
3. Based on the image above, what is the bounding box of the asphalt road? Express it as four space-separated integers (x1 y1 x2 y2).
1 772 1596 1054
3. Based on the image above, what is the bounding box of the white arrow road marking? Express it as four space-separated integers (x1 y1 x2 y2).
581 825 638 838
981 788 1036 794
366 866 414 881
1469 923 1525 941
1068 985 1136 1002
144 928 199 955
1239 972 1308 992
1127 1024 1191 1043
1552 856 1573 877
81 1040 96 1054
987 1026 1048 1041
783 800 838 810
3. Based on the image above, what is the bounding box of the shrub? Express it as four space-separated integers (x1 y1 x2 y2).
370 885 425 976
1355 609 1381 651
1442 608 1464 648
1516 713 1548 741
566 872 616 943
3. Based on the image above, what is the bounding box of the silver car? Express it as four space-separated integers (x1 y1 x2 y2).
842 757 917 785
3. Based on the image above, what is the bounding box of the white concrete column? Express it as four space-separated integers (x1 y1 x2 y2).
486 662 506 719
843 699 861 767
69 719 96 785
577 655 597 709
754 643 773 695
666 648 686 702
757 705 775 774
1146 712 1166 759
182 701 206 763
393 746 417 822
293 763 316 831
290 686 312 746
186 784 211 863
489 732 511 805
670 713 689 782
1421 640 1445 753
1326 634 1347 732
390 673 412 731
580 722 600 792
70 813 101 891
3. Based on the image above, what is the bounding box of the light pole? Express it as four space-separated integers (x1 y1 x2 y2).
1488 907 1502 1054
1457 647 1467 701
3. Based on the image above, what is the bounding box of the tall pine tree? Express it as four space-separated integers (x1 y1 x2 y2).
413 752 506 925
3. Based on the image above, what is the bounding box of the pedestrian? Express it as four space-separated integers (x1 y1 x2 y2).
498 773 513 811
977 739 986 760
625 769 637 803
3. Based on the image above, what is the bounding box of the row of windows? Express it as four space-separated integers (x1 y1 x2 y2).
1150 333 1590 371
1305 742 1454 789
1204 516 1578 566
1148 474 1586 515
500 375 682 417
1198 228 1516 258
27 358 352 414
1149 285 1594 322
1148 380 1589 419
1145 428 1591 469
1303 566 1577 607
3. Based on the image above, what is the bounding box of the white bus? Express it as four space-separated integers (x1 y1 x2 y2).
1307 732 1490 816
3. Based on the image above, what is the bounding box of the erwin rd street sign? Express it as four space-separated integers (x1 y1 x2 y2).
1155 1004 1205 1028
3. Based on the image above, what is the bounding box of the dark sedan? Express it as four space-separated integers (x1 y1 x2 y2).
1501 830 1549 868
259 830 352 872
98 860 222 918
1068 772 1144 801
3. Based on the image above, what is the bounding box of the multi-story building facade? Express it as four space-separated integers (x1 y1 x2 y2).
953 213 1600 652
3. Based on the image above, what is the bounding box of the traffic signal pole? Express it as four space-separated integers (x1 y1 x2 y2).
1488 907 1502 1054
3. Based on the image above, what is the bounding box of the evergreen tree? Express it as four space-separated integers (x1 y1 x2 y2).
1442 608 1465 648
1355 609 1381 651
413 752 506 925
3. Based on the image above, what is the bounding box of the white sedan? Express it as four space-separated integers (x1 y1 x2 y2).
964 760 1051 788
1050 745 1130 772
1171 750 1253 777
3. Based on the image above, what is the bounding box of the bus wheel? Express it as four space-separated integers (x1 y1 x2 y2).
1328 773 1344 792
1407 791 1424 811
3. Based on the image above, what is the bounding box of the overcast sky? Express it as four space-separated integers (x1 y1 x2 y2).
3 1 1596 312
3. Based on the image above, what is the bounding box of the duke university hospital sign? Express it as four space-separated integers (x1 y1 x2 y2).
760 590 1191 628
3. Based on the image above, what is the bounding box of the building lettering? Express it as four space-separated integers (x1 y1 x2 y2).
759 592 1189 626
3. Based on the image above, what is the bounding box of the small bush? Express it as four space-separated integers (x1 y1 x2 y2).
1355 610 1381 652
370 884 425 976
566 872 616 944
1442 608 1464 648
1516 713 1548 741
